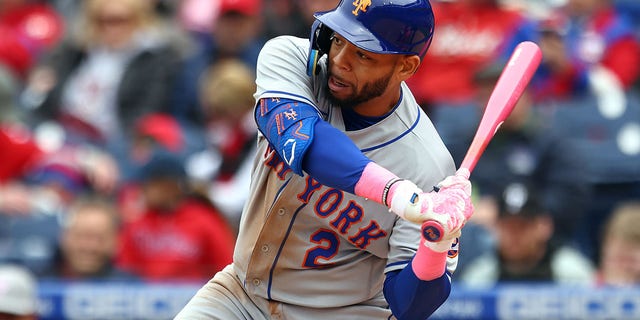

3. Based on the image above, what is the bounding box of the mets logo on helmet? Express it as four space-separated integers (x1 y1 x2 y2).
352 0 371 16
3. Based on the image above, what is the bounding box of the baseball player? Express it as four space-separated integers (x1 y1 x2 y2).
175 1 473 319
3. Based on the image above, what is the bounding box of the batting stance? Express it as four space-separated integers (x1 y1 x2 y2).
175 1 473 319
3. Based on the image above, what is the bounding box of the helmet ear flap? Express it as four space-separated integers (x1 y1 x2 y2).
307 21 334 76
314 23 333 55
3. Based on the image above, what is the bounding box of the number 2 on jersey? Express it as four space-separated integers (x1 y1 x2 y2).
302 229 340 268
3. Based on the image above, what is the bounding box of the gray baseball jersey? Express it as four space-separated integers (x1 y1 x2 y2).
176 36 457 320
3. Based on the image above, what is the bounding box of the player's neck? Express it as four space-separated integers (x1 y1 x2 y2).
352 88 402 117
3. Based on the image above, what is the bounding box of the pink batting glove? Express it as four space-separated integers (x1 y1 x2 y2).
391 174 474 234
433 168 474 221
436 168 471 196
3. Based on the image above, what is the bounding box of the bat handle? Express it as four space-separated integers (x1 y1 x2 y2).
421 220 444 242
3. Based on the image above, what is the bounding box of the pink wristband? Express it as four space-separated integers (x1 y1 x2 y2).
411 238 447 281
354 162 398 204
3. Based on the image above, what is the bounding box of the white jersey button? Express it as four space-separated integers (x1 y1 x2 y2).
277 208 286 215
261 244 269 252
252 278 261 286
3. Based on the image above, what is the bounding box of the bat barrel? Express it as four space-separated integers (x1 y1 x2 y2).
460 41 542 175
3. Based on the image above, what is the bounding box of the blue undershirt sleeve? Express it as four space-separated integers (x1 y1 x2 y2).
302 120 371 193
383 265 451 320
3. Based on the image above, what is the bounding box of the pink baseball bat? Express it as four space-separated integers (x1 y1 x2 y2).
421 41 543 242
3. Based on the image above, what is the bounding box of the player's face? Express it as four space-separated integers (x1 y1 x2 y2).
326 33 415 116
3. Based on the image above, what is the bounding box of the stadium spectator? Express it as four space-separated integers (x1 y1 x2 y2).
118 112 190 180
0 67 121 274
458 182 595 287
534 0 640 101
116 151 236 282
114 112 197 223
263 0 340 39
170 0 265 129
41 195 137 281
405 0 538 114
185 59 257 229
21 0 181 148
0 264 39 320
0 143 121 275
596 201 640 286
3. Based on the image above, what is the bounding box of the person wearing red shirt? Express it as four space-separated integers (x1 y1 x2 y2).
0 123 43 184
116 151 236 282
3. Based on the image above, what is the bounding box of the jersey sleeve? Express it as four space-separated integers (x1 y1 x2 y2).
385 217 422 273
254 36 320 109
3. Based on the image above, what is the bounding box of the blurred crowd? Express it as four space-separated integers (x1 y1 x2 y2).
0 0 639 317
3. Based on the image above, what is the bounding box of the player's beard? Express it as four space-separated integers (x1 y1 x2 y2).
326 69 394 110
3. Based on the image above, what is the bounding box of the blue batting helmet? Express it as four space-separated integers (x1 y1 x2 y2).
307 0 435 75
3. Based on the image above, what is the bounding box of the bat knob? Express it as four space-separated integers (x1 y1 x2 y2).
421 221 444 242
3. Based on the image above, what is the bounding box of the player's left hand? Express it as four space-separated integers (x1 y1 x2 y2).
435 168 471 198
435 168 473 221
389 170 473 240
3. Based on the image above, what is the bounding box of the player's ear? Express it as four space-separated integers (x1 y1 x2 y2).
397 55 421 81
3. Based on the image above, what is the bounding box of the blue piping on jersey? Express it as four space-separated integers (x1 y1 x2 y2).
360 105 421 153
263 176 293 299
259 90 329 118
267 201 308 300
265 177 293 299
272 178 292 210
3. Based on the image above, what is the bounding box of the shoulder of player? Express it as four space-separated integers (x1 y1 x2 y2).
387 84 427 127
259 35 310 61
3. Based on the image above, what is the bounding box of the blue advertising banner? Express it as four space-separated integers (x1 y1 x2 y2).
432 284 640 320
38 281 201 320
36 282 640 319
